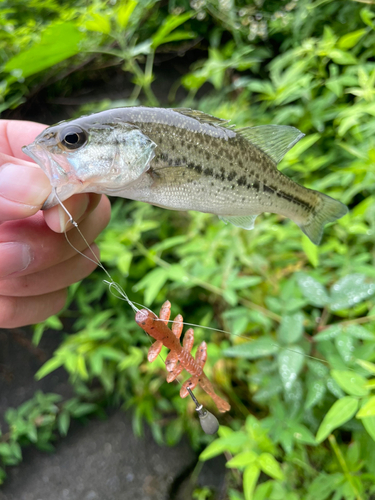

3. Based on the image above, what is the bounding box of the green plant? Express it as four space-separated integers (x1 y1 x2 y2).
1 1 375 498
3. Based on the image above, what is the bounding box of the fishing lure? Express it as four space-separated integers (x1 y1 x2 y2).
135 300 230 413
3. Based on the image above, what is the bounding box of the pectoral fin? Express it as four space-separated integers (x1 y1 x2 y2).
219 214 259 230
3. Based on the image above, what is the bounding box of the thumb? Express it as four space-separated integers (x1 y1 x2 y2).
0 154 51 222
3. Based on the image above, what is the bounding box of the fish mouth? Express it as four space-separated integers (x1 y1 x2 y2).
22 142 83 209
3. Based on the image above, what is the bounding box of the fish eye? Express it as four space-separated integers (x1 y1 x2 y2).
59 126 87 151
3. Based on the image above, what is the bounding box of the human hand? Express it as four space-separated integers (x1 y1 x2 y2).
0 120 111 328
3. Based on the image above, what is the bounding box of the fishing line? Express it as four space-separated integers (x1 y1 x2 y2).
53 189 337 371
54 189 139 314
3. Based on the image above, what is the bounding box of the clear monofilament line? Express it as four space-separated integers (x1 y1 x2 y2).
54 190 139 313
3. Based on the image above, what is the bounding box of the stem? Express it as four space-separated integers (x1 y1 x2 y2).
328 434 363 500
339 315 375 328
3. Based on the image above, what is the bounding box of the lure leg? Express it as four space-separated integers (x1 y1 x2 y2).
147 301 172 362
180 376 199 398
165 314 183 372
183 328 194 352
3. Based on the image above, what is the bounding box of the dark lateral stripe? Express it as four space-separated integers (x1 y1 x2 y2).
263 185 274 194
275 189 315 211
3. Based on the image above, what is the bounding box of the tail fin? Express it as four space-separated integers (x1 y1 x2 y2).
299 192 348 245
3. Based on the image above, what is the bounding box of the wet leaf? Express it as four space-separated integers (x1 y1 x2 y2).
334 333 355 364
223 337 279 360
297 274 330 307
331 369 369 397
329 274 375 311
316 397 359 443
277 346 305 390
314 324 343 342
345 324 375 340
277 312 304 344
305 379 327 409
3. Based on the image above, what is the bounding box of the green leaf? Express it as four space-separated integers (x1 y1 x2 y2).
334 333 355 364
331 370 369 397
306 473 344 500
296 273 330 307
85 13 111 34
257 453 284 481
329 49 357 65
35 357 64 380
151 12 194 49
302 234 319 267
345 324 375 340
223 337 279 360
70 403 98 418
329 274 375 311
277 346 305 390
360 7 375 28
292 424 316 445
57 411 70 436
361 416 375 441
244 463 260 500
305 379 326 410
226 451 257 469
356 359 375 375
116 0 137 29
134 268 168 305
356 396 375 418
337 29 367 49
278 312 304 344
200 434 248 462
314 324 343 341
316 396 359 443
4 23 85 78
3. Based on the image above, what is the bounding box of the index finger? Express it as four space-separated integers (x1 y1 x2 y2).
0 120 47 160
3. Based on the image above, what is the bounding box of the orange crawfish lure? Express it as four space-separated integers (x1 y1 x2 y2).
135 301 230 413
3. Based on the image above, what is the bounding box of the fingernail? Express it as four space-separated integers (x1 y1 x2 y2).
0 163 51 206
0 242 33 278
59 195 90 232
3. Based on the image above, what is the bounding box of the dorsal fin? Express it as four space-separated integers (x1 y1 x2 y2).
174 110 304 164
236 125 305 164
174 108 231 127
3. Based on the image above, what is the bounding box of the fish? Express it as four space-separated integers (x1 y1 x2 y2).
23 107 348 244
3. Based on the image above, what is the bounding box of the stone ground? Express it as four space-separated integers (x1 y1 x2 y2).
0 328 227 500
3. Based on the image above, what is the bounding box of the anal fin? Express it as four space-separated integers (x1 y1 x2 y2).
219 214 258 230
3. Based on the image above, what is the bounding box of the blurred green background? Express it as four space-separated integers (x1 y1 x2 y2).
1 0 375 498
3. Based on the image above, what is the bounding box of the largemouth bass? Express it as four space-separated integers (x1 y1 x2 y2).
23 107 348 244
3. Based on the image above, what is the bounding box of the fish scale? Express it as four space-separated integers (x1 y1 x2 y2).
23 107 348 244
